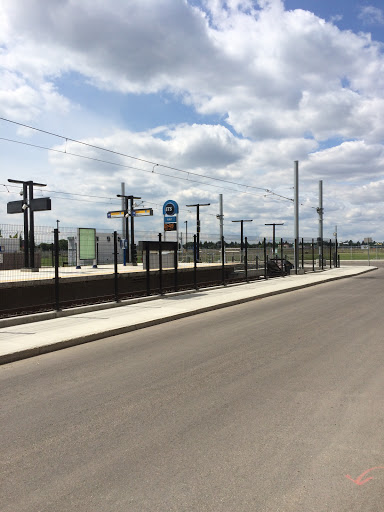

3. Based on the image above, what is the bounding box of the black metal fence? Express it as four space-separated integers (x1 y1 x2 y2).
0 226 339 319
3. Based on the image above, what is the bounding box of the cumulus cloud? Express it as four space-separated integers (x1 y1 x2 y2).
2 0 384 238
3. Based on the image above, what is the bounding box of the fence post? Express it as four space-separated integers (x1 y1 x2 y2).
158 233 163 295
54 228 60 311
321 239 324 270
301 237 304 270
174 245 178 292
145 242 150 295
193 234 198 289
280 238 284 276
294 239 298 274
264 238 267 279
244 236 248 282
221 236 226 286
312 238 315 272
113 231 119 303
335 239 338 267
329 239 332 268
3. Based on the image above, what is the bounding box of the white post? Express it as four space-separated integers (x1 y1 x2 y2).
219 194 224 263
294 161 299 272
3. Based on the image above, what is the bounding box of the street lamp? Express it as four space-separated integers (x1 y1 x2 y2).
232 219 253 262
265 222 284 257
186 203 210 262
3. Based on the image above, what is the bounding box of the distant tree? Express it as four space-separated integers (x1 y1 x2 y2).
59 239 68 251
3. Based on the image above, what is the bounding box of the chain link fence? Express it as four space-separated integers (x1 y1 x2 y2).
0 224 339 318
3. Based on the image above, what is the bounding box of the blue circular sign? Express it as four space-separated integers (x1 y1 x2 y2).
163 200 179 216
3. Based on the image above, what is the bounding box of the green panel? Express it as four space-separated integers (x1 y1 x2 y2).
78 228 96 260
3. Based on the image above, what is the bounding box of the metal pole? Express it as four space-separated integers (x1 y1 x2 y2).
196 204 200 262
130 196 136 265
193 234 198 289
335 238 338 267
219 194 224 263
294 161 299 273
312 238 315 272
28 181 35 269
158 233 163 294
280 238 284 276
329 239 332 268
174 244 178 292
145 242 150 295
318 180 323 268
240 220 244 263
221 235 225 285
54 228 60 311
113 231 119 302
244 236 248 281
264 238 267 280
23 182 29 268
185 220 188 261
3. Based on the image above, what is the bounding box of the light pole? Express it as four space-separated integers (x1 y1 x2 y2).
186 203 210 262
232 219 253 262
265 223 284 257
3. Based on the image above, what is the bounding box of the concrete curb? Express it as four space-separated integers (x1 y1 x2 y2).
0 266 377 365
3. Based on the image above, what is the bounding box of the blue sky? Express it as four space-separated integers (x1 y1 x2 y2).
1 0 384 242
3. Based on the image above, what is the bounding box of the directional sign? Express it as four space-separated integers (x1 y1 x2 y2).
7 200 24 214
7 198 51 214
132 208 153 217
107 210 126 218
30 197 51 212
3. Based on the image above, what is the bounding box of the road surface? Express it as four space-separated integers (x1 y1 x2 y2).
1 269 384 511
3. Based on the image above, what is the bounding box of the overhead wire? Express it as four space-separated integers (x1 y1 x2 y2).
0 116 294 203
0 137 293 213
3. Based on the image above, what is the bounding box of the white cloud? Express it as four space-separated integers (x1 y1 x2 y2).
1 0 384 239
358 6 384 26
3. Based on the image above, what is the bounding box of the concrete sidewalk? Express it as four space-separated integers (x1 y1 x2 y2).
0 266 376 364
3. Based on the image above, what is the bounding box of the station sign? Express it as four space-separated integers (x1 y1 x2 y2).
163 200 178 232
107 210 126 218
163 200 179 216
132 208 153 217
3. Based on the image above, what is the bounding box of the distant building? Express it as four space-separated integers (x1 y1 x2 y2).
363 237 373 244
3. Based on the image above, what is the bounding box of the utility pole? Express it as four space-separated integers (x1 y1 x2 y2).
317 180 323 268
294 161 299 272
117 193 141 265
186 203 210 262
265 223 284 256
232 219 253 262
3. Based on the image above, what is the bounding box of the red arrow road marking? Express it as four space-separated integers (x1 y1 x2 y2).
346 467 384 486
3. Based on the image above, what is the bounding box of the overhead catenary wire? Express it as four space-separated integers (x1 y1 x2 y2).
0 137 294 211
0 116 294 203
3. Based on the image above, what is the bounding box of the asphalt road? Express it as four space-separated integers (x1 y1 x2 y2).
1 269 384 511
